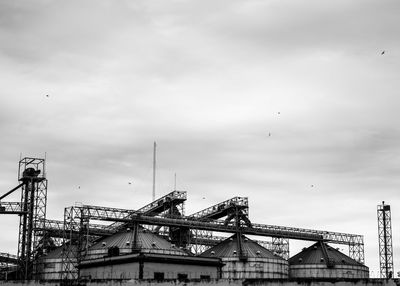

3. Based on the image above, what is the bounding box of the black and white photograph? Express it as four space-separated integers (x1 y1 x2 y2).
0 0 399 283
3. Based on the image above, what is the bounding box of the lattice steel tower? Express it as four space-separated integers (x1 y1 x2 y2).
17 158 48 280
377 201 394 278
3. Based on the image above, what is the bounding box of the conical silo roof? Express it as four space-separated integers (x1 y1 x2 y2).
88 227 188 256
289 241 364 266
200 234 283 259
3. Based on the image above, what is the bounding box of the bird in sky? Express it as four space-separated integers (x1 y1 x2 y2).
381 50 385 55
78 186 81 189
268 132 271 137
311 185 314 188
128 182 132 185
46 94 49 97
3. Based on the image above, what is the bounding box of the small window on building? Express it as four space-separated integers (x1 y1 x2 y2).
200 275 211 280
177 273 188 281
154 272 164 281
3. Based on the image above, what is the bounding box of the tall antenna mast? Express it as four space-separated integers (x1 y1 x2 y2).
44 152 47 178
152 141 156 201
174 173 177 190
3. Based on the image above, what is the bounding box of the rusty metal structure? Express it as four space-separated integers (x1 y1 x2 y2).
0 157 365 282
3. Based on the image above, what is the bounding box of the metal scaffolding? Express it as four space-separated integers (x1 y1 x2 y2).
377 201 394 278
0 157 48 280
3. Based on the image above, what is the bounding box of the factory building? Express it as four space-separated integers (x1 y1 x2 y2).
79 227 222 280
201 234 288 279
289 242 369 279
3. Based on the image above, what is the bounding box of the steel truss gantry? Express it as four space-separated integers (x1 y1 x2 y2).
187 197 251 255
377 201 394 278
106 191 187 232
59 200 365 280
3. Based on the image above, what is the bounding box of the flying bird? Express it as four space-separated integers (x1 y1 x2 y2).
128 182 132 185
46 94 49 97
268 132 271 137
311 185 314 188
381 51 385 55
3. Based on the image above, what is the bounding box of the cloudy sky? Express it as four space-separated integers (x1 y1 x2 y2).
1 0 399 276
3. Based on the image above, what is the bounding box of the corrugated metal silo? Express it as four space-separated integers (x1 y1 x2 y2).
289 242 369 279
200 234 288 279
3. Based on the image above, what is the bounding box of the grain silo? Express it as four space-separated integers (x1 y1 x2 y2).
200 234 288 279
36 245 76 281
289 241 369 279
79 227 222 280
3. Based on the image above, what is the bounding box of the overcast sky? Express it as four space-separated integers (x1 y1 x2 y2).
1 0 399 276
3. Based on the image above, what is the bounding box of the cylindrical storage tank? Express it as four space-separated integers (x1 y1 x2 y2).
289 242 369 279
36 246 76 280
201 235 288 279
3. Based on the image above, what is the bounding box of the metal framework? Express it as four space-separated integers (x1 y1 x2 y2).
188 197 248 221
17 158 48 280
0 157 48 280
0 202 24 214
187 197 250 254
1 158 367 282
0 252 18 281
60 192 187 281
377 201 394 278
105 191 186 233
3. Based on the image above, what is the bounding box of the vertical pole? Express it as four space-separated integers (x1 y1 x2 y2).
44 152 47 178
152 142 156 202
174 173 177 190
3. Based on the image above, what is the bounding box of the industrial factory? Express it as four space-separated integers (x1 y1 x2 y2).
0 157 396 285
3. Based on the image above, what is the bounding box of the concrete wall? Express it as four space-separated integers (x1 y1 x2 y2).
80 262 140 280
143 262 218 280
289 264 369 279
221 258 288 279
35 258 64 281
80 262 219 280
